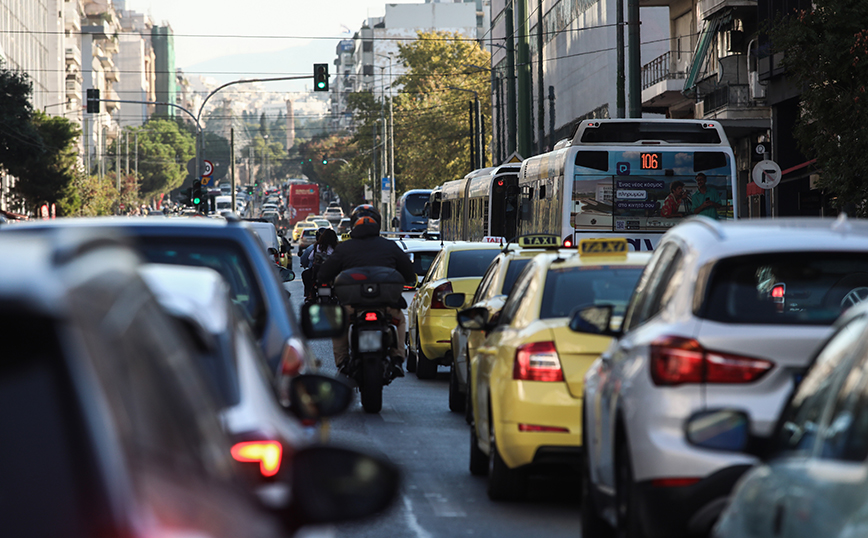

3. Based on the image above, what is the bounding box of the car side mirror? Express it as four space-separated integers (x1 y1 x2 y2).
287 374 354 421
280 268 295 282
443 292 465 309
457 306 489 330
301 303 347 339
684 409 750 453
281 445 400 534
568 304 619 337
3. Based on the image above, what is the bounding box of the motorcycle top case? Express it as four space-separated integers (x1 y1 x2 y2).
334 266 406 305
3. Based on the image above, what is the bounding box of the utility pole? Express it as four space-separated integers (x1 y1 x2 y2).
506 7 517 156
125 130 129 177
548 86 555 143
516 0 533 158
628 0 641 117
537 0 545 153
231 128 236 211
469 100 476 171
134 132 138 181
617 0 626 118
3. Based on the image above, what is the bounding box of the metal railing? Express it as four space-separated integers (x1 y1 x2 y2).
641 51 688 90
701 84 753 113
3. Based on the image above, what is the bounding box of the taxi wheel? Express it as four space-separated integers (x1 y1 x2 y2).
448 365 465 413
487 421 527 501
469 422 487 476
616 442 646 538
415 331 437 380
406 333 417 373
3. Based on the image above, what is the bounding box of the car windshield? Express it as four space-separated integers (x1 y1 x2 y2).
540 265 645 319
447 249 500 278
701 252 868 325
137 240 266 336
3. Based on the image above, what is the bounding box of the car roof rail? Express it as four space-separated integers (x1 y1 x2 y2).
688 215 726 240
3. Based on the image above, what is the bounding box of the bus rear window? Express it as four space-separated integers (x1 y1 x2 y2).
700 253 868 325
579 122 722 144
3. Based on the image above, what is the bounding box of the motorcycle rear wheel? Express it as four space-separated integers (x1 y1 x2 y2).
360 358 384 413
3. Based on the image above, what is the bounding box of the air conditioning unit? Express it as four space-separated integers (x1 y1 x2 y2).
749 70 765 99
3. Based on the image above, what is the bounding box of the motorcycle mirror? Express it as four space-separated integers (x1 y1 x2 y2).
287 374 354 421
301 303 347 339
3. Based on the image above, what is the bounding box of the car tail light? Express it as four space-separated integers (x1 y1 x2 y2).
514 341 564 382
651 477 701 488
563 237 573 248
518 423 569 432
231 440 283 477
430 282 454 309
771 283 785 313
650 336 773 386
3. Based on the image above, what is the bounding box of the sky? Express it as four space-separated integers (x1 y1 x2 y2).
121 0 424 90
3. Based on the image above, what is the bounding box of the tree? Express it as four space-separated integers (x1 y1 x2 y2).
0 61 43 173
393 31 492 189
7 112 79 215
770 0 868 213
131 119 195 197
61 172 119 216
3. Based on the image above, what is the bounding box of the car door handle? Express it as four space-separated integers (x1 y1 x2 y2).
773 502 785 536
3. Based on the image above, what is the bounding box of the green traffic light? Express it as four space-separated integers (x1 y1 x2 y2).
192 197 201 205
317 81 326 89
322 159 328 164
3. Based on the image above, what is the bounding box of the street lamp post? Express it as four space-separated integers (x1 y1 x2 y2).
447 86 481 172
376 53 396 229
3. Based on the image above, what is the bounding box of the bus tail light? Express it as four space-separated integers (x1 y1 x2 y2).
514 341 564 382
650 336 773 386
430 282 454 309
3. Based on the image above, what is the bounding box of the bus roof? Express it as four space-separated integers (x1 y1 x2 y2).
572 119 730 146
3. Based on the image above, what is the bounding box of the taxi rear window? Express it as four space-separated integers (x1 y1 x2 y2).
700 252 868 325
447 249 501 278
540 266 644 319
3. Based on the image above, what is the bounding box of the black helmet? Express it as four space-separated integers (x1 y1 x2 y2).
350 204 381 229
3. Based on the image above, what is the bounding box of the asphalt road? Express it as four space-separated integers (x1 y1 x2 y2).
286 252 582 538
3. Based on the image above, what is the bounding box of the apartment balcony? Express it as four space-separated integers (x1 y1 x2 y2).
65 47 82 68
105 88 120 112
65 78 82 101
700 0 755 20
641 51 692 114
81 20 110 40
697 84 770 120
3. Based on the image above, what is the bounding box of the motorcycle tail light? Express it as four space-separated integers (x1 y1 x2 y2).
364 311 379 321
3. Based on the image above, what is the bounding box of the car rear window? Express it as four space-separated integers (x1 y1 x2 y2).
136 239 267 337
447 249 501 278
700 252 868 325
503 258 532 295
412 250 439 276
540 265 645 319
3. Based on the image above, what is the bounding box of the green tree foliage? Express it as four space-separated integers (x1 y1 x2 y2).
7 112 79 214
61 172 119 216
131 119 195 197
771 0 868 212
393 31 491 189
246 134 287 186
0 61 42 171
300 134 366 207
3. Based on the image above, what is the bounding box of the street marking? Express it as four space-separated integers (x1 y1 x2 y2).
424 492 467 517
403 495 434 538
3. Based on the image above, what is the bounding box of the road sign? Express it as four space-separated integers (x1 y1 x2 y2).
200 176 211 186
202 160 214 177
752 160 782 190
382 177 391 191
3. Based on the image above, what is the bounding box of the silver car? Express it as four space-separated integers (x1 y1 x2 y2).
577 215 868 538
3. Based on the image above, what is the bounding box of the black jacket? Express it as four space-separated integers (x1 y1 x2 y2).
316 226 415 285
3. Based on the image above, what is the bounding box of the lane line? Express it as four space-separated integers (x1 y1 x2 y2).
403 494 434 538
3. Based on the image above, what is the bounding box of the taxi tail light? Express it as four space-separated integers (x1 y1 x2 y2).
231 439 283 477
514 341 564 382
431 282 454 309
650 336 773 386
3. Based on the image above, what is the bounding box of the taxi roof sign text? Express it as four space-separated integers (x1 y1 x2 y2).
517 234 560 249
579 238 628 256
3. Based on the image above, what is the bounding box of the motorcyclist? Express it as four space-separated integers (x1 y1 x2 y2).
317 204 415 377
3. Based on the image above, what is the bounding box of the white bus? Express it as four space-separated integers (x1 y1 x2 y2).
518 119 737 250
438 163 522 242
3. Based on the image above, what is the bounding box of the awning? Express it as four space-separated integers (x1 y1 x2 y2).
683 17 722 93
0 209 29 221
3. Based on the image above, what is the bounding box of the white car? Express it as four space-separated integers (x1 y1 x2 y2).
577 215 868 538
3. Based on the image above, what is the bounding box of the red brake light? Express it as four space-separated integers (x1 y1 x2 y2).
430 281 454 309
364 311 379 321
771 285 784 298
650 336 772 386
771 283 785 312
563 238 573 248
514 341 563 382
231 440 283 477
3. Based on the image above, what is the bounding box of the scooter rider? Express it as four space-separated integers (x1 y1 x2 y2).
317 204 415 377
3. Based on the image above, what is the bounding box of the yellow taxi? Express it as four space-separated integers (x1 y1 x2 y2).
292 221 315 242
459 238 651 501
407 242 503 380
445 235 571 415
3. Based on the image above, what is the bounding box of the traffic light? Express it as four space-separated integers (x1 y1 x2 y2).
322 157 328 165
191 182 203 206
86 88 100 114
179 187 192 206
313 64 329 92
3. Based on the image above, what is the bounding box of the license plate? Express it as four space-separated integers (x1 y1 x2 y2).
358 330 383 353
317 287 331 296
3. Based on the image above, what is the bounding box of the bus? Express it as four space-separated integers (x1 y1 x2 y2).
425 186 443 238
285 182 320 226
396 189 432 231
438 163 522 241
517 119 737 250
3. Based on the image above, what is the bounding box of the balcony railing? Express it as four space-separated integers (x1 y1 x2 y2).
641 51 687 90
701 84 756 113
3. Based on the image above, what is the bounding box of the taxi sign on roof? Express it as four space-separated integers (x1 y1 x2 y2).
340 233 351 242
579 238 628 256
517 234 560 248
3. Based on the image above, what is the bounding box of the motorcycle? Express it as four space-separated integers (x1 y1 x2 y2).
332 266 407 414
